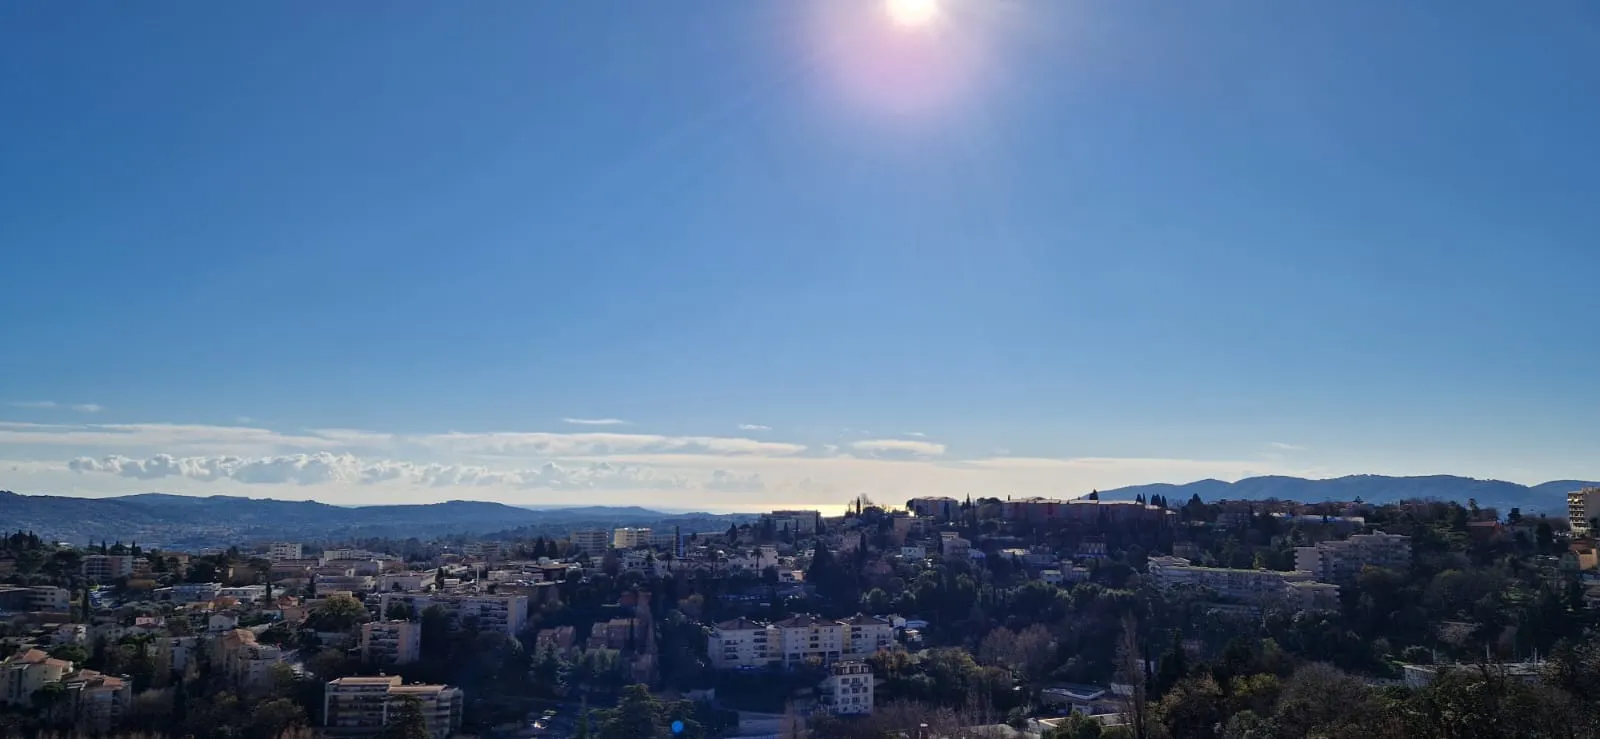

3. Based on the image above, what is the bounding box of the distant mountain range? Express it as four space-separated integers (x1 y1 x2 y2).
0 491 750 549
1099 475 1595 515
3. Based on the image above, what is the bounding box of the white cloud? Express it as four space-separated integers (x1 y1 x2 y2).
67 453 692 491
851 438 948 457
561 417 630 426
905 431 927 438
6 401 101 412
737 424 771 431
704 470 766 493
1269 442 1307 451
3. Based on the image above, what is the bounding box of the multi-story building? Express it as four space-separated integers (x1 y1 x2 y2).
906 497 959 520
1569 488 1600 537
376 593 528 636
268 542 303 562
569 530 610 555
765 510 821 535
324 676 463 739
939 532 971 560
81 555 135 582
1147 556 1333 607
1001 497 1171 525
210 630 285 693
62 669 131 732
612 527 653 550
817 661 874 716
535 626 577 657
168 582 222 603
774 614 844 667
361 621 422 666
1 649 73 706
838 615 894 658
30 586 72 613
1294 532 1412 582
709 618 777 669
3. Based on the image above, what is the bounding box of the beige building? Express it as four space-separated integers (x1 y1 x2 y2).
268 542 304 562
324 676 463 739
210 630 285 693
569 530 610 555
1294 532 1412 582
612 527 653 549
817 661 874 716
81 554 135 582
1569 488 1600 537
1 649 74 706
30 586 72 613
838 615 894 658
361 621 422 666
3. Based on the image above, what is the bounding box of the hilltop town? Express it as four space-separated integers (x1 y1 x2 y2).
1 490 1598 738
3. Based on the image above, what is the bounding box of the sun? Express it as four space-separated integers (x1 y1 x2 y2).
885 0 939 28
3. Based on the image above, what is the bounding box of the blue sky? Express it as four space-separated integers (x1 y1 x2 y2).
3 0 1598 509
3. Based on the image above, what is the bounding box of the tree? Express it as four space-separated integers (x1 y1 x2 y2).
305 592 369 632
385 601 414 622
382 695 432 739
248 697 308 739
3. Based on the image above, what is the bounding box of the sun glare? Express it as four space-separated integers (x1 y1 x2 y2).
885 0 939 28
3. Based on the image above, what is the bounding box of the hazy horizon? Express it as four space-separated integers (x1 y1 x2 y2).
3 1 1597 507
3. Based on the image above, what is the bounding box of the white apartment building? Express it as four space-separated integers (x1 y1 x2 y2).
324 676 463 739
709 614 893 670
709 618 777 669
81 555 135 582
361 621 422 666
818 661 874 716
1147 556 1326 606
838 615 894 658
569 530 610 554
612 527 653 550
269 542 303 562
377 593 528 636
1570 488 1600 536
1294 532 1412 582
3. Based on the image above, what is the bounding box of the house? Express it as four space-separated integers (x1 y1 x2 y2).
1040 684 1120 716
535 626 577 657
62 669 131 732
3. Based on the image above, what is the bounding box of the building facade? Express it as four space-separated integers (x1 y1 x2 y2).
361 621 422 666
81 555 135 582
612 528 652 550
376 593 528 636
268 542 303 562
906 497 959 520
1570 488 1600 537
1294 532 1412 582
324 676 463 739
817 661 874 715
569 530 610 555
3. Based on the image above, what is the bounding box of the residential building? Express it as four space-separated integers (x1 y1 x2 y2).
324 676 463 739
774 614 844 667
765 510 821 535
709 618 778 669
612 527 653 550
1001 497 1170 525
900 545 927 560
1402 662 1543 689
1570 488 1600 537
376 593 528 636
569 530 610 555
219 585 268 603
907 496 959 520
1147 556 1328 607
535 626 577 657
268 542 304 562
169 582 222 603
1040 569 1064 586
30 586 72 613
817 661 874 716
1294 532 1412 582
210 630 285 693
81 554 135 582
939 532 971 560
62 669 131 732
839 614 894 658
53 624 88 646
650 529 682 552
1 649 74 706
361 621 422 666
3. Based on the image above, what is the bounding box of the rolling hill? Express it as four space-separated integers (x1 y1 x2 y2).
1099 474 1595 514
